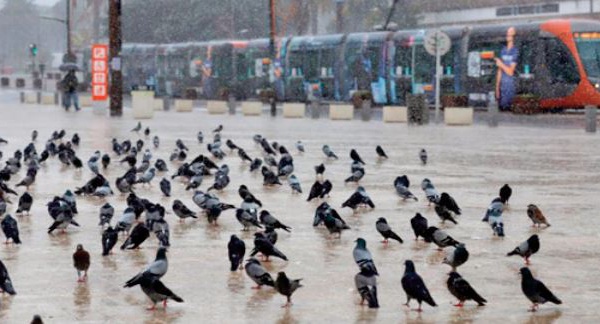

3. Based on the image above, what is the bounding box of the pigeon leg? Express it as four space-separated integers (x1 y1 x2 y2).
146 304 157 311
163 300 168 308
381 239 388 244
453 301 464 307
404 298 411 308
4 240 8 245
251 285 262 290
525 257 530 265
528 304 538 312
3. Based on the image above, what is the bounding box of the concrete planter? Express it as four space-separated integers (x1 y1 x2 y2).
283 103 305 118
132 90 155 119
444 107 473 125
382 106 408 123
174 99 193 112
40 92 56 105
79 94 93 107
23 91 37 104
329 104 353 120
153 98 163 111
207 100 227 114
241 101 262 116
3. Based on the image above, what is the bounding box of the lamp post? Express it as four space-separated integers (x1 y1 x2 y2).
109 0 123 116
335 0 344 33
39 0 73 63
268 0 276 116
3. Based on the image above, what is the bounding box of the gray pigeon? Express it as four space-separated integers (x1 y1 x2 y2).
483 197 505 237
394 175 418 201
236 208 262 231
244 258 274 289
295 141 304 153
355 271 379 308
508 235 540 265
115 207 136 233
16 192 33 215
124 247 168 287
136 168 156 185
259 210 291 232
353 238 378 276
287 175 302 193
98 203 114 226
424 226 460 250
172 200 197 221
420 149 427 165
375 217 403 244
322 145 338 159
421 178 439 205
141 278 184 310
443 243 469 271
160 178 171 197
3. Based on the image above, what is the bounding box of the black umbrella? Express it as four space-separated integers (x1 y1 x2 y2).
59 63 80 72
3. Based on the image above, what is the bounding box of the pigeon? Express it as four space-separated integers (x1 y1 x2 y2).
314 163 325 177
401 260 437 312
71 133 80 146
355 271 379 308
140 277 183 310
438 192 461 215
295 141 304 153
394 175 418 201
410 213 428 240
131 122 142 133
124 247 169 287
154 159 168 172
443 243 469 271
527 204 550 227
152 135 159 149
228 235 246 271
264 226 278 245
508 235 540 265
101 154 110 169
421 178 439 205
350 149 365 165
307 181 323 201
342 187 375 211
323 212 350 237
31 315 43 324
225 139 238 151
520 267 562 312
213 124 223 133
31 130 38 142
483 197 505 237
16 192 33 215
47 200 79 234
197 131 204 143
447 272 487 307
250 232 288 261
63 190 78 214
101 226 118 256
236 209 262 231
136 168 156 185
375 217 403 244
259 210 291 232
0 260 16 295
344 163 365 183
72 244 90 282
144 127 150 137
499 184 512 204
275 272 303 307
277 154 294 177
353 238 378 276
261 166 281 186
322 145 338 159
238 185 263 207
424 226 460 250
172 200 197 222
115 207 136 233
207 173 230 192
120 223 150 250
419 149 427 165
288 175 302 194
249 158 262 172
159 178 171 197
237 149 253 163
244 258 274 289
434 204 458 224
320 180 332 198
1 214 21 244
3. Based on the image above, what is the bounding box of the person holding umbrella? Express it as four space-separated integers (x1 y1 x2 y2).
60 63 80 111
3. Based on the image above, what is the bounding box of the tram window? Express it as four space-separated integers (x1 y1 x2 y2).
544 38 580 84
394 44 412 76
441 44 456 75
320 48 335 76
414 46 434 84
496 7 513 17
305 49 319 80
366 46 380 81
518 40 534 75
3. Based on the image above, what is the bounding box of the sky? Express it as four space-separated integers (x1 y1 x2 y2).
34 0 60 6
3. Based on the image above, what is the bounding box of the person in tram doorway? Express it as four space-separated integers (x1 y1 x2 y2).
495 27 519 111
201 46 214 99
62 70 80 111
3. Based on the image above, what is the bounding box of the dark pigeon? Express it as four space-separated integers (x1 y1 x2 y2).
228 235 246 271
401 260 436 312
1 215 21 244
447 272 487 307
499 184 512 204
250 232 288 261
102 226 118 256
375 217 403 244
410 213 428 240
274 271 303 307
120 223 150 250
520 267 562 311
375 145 388 159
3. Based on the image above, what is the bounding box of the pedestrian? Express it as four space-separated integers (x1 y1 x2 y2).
495 27 519 112
62 70 80 111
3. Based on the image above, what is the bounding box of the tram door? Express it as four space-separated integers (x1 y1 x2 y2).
535 33 580 100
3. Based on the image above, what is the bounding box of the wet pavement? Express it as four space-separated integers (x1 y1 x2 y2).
0 92 599 323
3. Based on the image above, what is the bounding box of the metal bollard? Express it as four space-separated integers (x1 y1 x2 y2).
162 97 170 111
361 100 372 121
20 91 24 103
585 105 597 133
488 92 499 127
227 95 236 115
36 91 41 104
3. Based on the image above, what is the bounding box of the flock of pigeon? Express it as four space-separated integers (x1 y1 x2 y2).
0 120 562 321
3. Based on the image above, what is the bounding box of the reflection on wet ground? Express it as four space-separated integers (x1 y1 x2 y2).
0 101 598 323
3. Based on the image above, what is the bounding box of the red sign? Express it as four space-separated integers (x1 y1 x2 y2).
91 44 108 101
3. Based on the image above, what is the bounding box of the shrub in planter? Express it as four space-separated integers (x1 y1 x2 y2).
511 94 540 114
351 90 373 109
441 93 468 108
218 87 230 100
258 88 276 104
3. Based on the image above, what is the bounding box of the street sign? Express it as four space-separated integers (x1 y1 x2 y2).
91 44 108 101
424 30 451 124
424 30 451 56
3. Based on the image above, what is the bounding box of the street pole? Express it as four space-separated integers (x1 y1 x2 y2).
336 0 344 33
109 0 123 116
66 0 71 58
434 31 441 124
268 0 276 116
